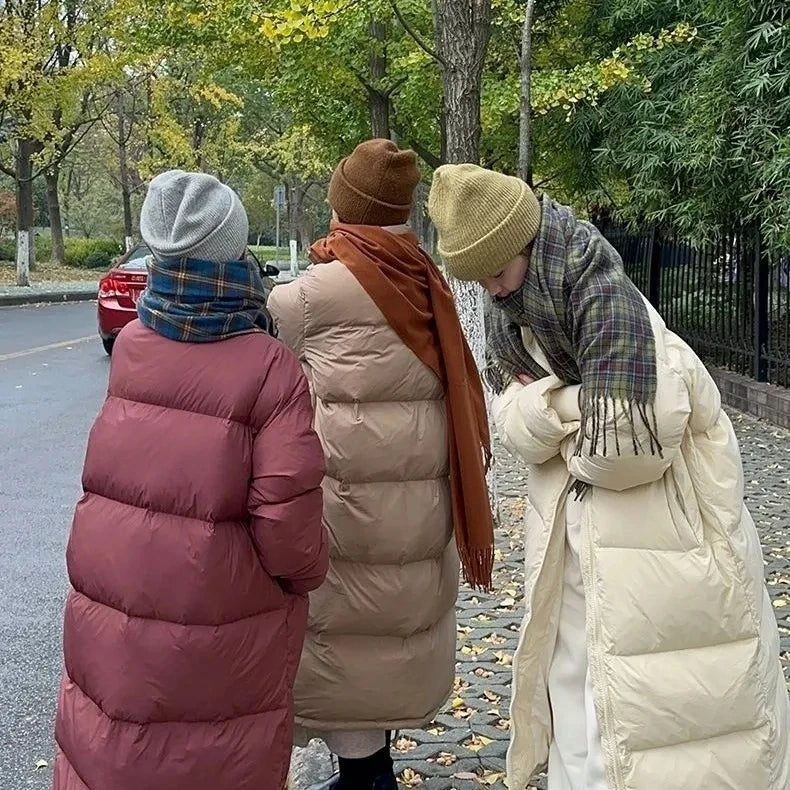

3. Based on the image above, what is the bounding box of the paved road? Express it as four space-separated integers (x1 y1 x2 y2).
1 301 788 790
0 302 106 789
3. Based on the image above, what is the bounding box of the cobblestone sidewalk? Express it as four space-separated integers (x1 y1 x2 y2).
292 411 790 789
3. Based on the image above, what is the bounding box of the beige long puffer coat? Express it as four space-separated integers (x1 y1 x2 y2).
495 302 790 790
268 258 459 733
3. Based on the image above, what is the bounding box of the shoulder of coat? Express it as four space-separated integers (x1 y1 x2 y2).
301 259 362 299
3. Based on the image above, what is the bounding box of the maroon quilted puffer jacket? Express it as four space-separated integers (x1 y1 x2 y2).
54 320 328 790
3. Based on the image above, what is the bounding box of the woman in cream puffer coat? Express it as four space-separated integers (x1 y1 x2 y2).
428 163 790 790
495 305 790 789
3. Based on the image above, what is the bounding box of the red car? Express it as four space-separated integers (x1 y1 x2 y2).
98 244 280 355
97 244 150 355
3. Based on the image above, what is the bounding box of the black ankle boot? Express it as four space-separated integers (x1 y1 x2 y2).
371 769 397 790
307 768 396 790
333 744 395 789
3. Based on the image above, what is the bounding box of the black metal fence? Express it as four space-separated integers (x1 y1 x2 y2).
600 223 790 389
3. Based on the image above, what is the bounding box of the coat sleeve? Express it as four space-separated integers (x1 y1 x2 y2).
493 377 581 465
564 359 691 491
267 280 306 362
247 349 328 594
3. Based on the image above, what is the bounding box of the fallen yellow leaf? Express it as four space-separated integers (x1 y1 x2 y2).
394 736 417 752
463 734 493 752
482 690 501 703
494 650 513 666
398 767 424 786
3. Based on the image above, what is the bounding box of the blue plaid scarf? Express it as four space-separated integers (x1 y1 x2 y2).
137 256 275 343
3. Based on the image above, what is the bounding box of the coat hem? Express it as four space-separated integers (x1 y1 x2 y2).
294 700 449 734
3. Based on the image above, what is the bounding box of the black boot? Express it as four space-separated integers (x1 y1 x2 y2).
305 766 396 790
307 734 395 790
371 770 397 790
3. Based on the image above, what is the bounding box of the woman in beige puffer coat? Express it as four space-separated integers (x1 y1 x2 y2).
269 141 494 790
429 163 790 790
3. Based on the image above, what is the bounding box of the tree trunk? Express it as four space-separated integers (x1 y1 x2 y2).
45 167 66 267
299 211 314 252
62 166 74 238
15 139 36 286
431 0 493 365
368 19 391 138
518 0 537 185
117 100 135 250
410 181 431 249
432 0 497 513
432 0 491 164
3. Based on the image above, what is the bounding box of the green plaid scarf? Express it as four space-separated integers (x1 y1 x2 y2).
137 256 275 343
485 196 661 459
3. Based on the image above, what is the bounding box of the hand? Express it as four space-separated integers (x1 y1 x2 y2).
517 373 535 386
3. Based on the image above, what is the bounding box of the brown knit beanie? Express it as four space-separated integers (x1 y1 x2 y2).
428 164 541 281
328 139 421 226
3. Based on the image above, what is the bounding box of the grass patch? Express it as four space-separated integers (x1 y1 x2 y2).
0 260 101 285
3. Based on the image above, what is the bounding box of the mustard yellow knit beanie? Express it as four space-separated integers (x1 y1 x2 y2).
428 164 541 281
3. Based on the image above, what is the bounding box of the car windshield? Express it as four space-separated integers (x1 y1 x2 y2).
119 246 150 271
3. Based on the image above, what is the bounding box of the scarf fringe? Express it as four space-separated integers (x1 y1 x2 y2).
483 354 515 395
574 395 663 459
459 545 495 594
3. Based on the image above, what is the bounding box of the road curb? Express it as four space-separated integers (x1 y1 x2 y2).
0 288 97 308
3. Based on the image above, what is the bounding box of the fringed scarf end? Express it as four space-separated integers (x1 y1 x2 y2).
459 546 495 593
570 479 590 500
482 356 514 396
574 395 663 459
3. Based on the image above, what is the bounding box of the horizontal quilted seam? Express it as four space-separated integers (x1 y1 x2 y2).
60 674 288 726
608 634 758 659
316 396 444 405
78 490 244 527
327 553 449 566
324 475 447 485
66 587 284 628
79 489 248 525
629 721 768 754
109 393 254 428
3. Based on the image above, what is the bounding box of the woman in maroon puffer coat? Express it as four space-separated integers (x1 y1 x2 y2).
53 170 328 790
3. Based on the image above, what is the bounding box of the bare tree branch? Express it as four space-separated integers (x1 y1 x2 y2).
385 76 408 98
392 120 443 169
387 0 446 66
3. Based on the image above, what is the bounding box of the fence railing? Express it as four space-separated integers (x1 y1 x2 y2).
600 222 790 389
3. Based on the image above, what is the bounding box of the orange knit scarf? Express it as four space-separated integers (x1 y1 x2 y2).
310 221 494 590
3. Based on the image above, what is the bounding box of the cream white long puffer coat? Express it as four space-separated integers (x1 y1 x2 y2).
494 302 790 790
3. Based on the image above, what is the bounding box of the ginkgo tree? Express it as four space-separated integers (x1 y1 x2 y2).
0 0 126 283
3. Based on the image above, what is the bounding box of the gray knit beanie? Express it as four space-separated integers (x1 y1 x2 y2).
140 170 249 262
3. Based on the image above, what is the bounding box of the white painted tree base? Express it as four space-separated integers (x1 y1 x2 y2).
449 277 499 520
16 230 32 287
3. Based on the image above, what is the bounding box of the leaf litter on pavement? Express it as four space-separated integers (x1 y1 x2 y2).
396 422 790 788
392 471 528 788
